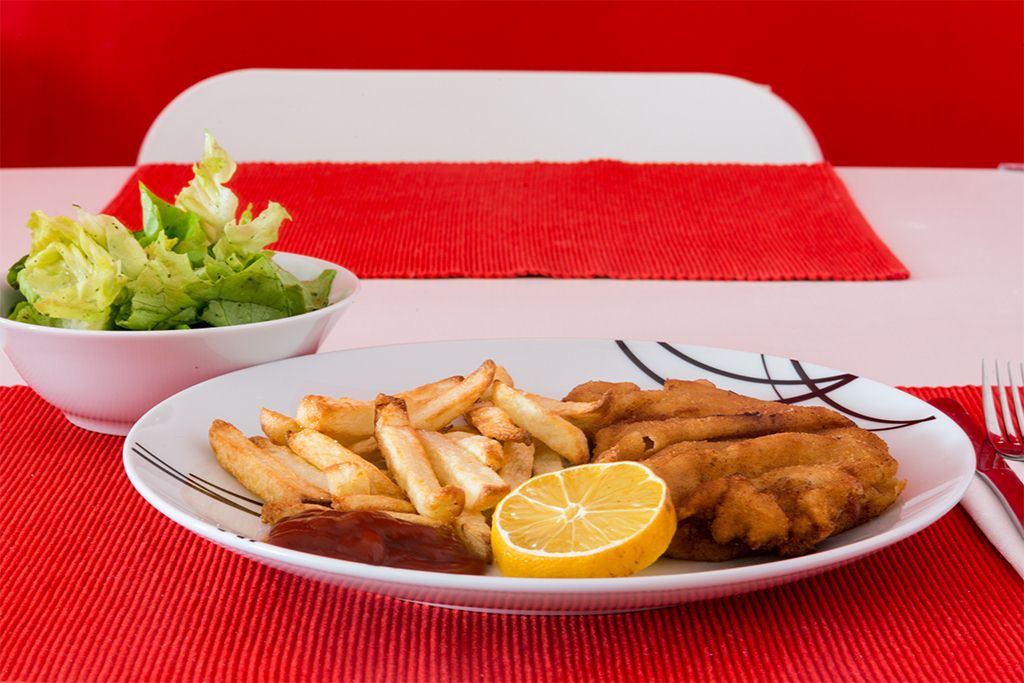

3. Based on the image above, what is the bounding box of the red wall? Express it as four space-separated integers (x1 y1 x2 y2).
2 0 1021 168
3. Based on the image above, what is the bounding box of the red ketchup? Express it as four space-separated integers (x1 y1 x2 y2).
266 509 486 575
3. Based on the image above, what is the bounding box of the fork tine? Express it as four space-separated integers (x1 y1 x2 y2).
996 362 1020 445
982 360 1002 440
1010 362 1024 444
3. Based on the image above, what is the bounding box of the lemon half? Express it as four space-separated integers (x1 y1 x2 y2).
491 461 676 578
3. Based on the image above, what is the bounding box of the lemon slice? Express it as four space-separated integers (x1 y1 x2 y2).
491 462 676 578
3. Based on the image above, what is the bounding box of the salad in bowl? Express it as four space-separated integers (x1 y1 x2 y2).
6 132 336 331
1 133 359 435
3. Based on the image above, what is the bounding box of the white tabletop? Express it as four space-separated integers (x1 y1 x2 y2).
1 166 1021 389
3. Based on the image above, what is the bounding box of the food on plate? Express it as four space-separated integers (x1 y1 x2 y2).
466 402 531 443
208 360 905 576
375 395 466 521
491 382 589 464
566 379 905 561
444 431 505 469
647 429 905 560
209 419 330 508
498 441 536 489
4 132 336 330
591 401 853 463
491 462 676 578
267 509 486 574
416 429 509 511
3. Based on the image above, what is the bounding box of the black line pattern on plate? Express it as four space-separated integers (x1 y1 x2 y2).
617 340 934 431
132 443 262 517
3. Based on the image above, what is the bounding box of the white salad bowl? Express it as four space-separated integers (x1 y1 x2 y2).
0 252 360 435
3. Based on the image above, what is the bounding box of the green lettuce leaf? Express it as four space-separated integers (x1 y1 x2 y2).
187 254 308 326
7 300 64 327
138 183 207 266
74 207 147 281
273 261 336 310
16 210 127 326
174 131 238 243
6 254 27 290
115 235 201 330
219 201 290 258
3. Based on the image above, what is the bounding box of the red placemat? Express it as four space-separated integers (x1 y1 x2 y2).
100 162 908 281
1 385 1020 683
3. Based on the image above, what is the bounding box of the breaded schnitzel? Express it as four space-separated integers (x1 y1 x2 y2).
562 380 905 560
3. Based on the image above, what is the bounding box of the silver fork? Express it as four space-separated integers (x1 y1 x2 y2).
982 360 1024 461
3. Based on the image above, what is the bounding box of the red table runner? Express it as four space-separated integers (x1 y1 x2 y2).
1 385 1020 682
100 162 908 281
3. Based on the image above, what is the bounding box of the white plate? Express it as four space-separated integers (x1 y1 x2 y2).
123 339 973 614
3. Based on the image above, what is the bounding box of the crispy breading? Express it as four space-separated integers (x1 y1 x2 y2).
592 407 854 462
644 429 905 560
564 379 828 436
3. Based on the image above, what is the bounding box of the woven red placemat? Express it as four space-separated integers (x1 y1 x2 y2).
100 161 908 281
1 385 1020 682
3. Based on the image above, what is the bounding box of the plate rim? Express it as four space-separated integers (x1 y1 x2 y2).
123 336 975 595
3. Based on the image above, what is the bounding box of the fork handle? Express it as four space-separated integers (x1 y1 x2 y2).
977 469 1024 539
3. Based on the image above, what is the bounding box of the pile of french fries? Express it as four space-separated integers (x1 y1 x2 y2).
208 360 610 563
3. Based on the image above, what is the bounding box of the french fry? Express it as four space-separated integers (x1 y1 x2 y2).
251 436 330 492
409 360 496 431
455 511 493 563
323 461 372 497
297 395 375 441
384 512 453 530
466 401 531 443
345 435 386 469
400 375 464 409
492 382 589 464
499 441 535 489
332 494 416 513
261 502 332 525
493 365 515 388
209 419 329 505
287 428 404 498
444 431 505 469
523 392 611 432
532 442 566 476
481 365 515 400
347 436 378 457
260 408 301 445
375 395 465 520
417 430 510 511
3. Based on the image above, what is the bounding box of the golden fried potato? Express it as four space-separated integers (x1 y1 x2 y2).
492 382 588 464
209 420 329 505
444 431 505 469
466 401 531 443
498 441 535 489
287 428 404 498
323 461 373 497
409 360 496 431
260 502 332 525
384 512 453 530
522 392 611 432
531 442 566 476
297 395 374 442
455 511 493 563
259 408 301 445
375 395 465 521
250 436 330 491
417 430 510 511
401 375 465 409
332 494 417 513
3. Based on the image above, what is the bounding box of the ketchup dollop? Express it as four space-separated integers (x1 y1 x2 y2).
266 509 486 575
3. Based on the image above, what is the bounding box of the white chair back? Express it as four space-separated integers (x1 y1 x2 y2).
138 69 822 164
